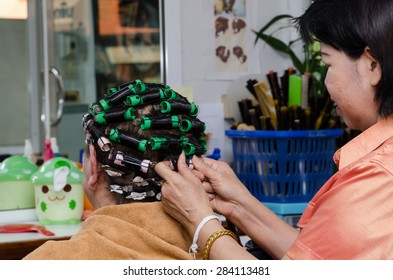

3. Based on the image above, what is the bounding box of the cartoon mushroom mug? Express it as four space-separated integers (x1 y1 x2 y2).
31 157 83 225
0 156 38 210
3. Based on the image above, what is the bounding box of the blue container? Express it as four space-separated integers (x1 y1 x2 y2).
225 129 343 216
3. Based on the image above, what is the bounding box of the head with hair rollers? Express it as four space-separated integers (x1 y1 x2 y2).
82 79 207 207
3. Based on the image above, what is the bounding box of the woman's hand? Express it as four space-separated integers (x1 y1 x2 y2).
191 156 254 219
155 153 215 236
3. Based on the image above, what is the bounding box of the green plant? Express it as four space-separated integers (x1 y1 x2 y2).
253 14 327 98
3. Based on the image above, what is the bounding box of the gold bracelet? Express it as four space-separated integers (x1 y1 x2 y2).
202 229 239 260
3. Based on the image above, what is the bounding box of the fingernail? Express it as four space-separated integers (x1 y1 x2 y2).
169 160 175 170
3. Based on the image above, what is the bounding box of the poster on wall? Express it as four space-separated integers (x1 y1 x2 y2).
204 0 258 80
215 0 247 71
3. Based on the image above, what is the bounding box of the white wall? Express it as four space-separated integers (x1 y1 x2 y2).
165 0 310 102
164 0 310 162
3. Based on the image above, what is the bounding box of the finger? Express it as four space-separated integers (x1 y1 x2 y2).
192 156 220 180
155 161 178 181
177 152 197 179
157 155 201 190
199 156 218 166
192 169 205 181
177 152 187 169
207 192 216 201
202 181 214 193
157 159 172 168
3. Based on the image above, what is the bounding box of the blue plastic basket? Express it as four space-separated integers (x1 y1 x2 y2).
225 129 343 215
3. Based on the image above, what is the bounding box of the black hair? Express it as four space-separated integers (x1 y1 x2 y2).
83 80 207 204
294 0 393 117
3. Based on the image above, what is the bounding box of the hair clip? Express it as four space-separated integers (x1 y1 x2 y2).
103 166 124 177
126 190 156 201
109 184 124 194
110 150 152 173
96 136 111 152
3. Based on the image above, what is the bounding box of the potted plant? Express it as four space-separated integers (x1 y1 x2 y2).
251 14 359 144
253 14 327 100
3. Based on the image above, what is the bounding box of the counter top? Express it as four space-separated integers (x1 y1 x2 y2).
0 222 82 244
0 209 82 259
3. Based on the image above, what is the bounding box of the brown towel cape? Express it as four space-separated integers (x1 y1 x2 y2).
23 202 195 260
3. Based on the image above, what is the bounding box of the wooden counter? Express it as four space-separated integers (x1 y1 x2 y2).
0 236 71 260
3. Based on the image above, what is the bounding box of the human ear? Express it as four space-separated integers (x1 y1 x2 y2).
87 144 99 190
364 46 381 86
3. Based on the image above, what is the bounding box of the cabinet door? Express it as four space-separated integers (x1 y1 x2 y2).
0 1 42 157
0 0 164 161
55 0 164 161
92 0 164 99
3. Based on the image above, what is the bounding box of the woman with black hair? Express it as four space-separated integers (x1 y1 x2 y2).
156 0 393 260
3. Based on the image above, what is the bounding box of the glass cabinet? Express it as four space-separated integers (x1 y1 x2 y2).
92 0 162 99
0 0 164 162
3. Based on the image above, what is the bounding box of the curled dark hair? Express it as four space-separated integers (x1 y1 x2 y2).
83 80 207 204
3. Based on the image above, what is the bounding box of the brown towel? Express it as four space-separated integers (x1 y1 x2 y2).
24 202 195 260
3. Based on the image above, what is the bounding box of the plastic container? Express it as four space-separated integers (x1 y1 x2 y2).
0 156 38 210
31 157 84 225
225 129 343 216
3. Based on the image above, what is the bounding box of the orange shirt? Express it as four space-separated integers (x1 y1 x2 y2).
287 117 393 259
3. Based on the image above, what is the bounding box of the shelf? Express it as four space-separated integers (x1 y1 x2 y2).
105 45 160 64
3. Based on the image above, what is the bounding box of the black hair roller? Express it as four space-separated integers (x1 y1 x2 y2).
86 119 104 140
148 137 184 153
100 80 171 110
126 88 178 107
88 102 104 116
100 86 133 110
107 128 148 152
138 82 169 92
107 81 134 95
165 139 184 154
126 90 163 106
140 116 180 130
128 80 169 95
179 116 206 133
160 100 199 117
182 142 207 156
95 107 136 124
